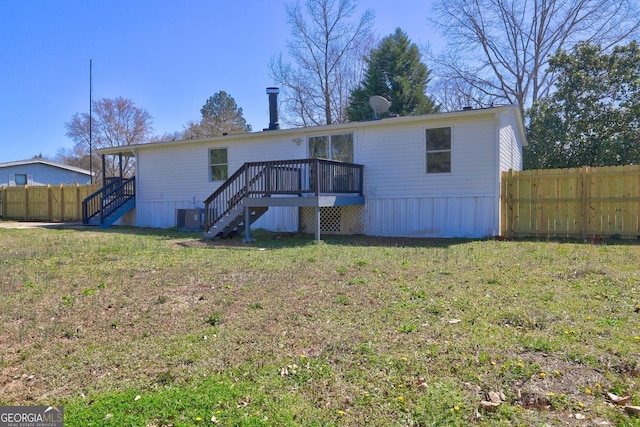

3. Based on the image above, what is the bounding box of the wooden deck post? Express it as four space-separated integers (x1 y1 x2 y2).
314 206 321 241
314 159 320 196
102 155 106 186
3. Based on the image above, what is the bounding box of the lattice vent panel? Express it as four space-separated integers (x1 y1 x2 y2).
300 206 364 235
321 207 341 233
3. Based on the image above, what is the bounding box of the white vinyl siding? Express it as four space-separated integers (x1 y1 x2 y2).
357 117 496 198
357 116 499 237
498 110 524 171
134 134 308 228
125 106 523 236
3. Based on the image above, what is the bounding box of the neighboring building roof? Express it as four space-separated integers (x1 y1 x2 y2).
0 159 92 176
98 105 527 156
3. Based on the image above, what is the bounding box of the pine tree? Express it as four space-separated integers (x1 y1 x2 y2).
184 91 251 138
347 28 439 121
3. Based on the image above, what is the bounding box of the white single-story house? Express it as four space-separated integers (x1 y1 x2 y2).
0 159 92 186
93 104 526 239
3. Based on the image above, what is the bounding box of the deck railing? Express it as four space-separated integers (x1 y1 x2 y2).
204 158 363 231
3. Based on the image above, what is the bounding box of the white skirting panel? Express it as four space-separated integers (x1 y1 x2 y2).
364 196 498 238
135 201 197 228
133 198 495 238
134 201 299 232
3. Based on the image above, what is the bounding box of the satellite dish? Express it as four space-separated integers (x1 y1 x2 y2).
369 95 391 119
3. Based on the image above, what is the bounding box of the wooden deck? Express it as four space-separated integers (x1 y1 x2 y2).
204 158 364 240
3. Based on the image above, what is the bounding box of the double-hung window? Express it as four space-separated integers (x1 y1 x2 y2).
425 127 451 173
209 148 228 181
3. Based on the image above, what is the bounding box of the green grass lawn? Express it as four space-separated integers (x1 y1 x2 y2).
1 226 640 426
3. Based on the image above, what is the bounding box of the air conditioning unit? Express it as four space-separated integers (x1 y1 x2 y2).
176 209 204 230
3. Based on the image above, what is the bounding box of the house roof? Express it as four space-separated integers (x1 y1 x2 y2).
98 105 527 156
0 159 93 176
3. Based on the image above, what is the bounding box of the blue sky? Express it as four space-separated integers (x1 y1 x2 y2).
0 0 440 162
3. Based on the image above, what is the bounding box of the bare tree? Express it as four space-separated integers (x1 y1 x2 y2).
65 97 153 181
269 0 375 126
429 0 640 111
429 74 493 112
55 145 91 171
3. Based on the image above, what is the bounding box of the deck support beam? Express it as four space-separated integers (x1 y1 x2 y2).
314 206 321 242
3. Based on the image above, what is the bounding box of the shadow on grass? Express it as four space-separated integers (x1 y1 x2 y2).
45 223 640 249
49 224 482 249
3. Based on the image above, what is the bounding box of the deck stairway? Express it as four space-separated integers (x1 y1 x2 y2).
204 159 364 239
206 203 268 239
82 176 135 228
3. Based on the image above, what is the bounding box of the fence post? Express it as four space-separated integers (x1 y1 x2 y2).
60 185 65 221
502 169 513 237
580 167 588 238
500 171 506 236
47 185 53 221
77 184 82 220
24 185 29 220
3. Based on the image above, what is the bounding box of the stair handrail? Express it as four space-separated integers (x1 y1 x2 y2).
203 160 302 231
100 177 136 223
82 178 124 224
82 177 136 225
203 163 255 232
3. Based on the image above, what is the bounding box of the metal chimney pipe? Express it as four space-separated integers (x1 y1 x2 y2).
266 87 280 131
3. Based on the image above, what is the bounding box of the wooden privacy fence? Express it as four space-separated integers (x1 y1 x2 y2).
501 165 640 239
0 184 100 222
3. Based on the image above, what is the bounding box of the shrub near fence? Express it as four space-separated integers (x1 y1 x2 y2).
0 184 100 222
501 165 640 239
